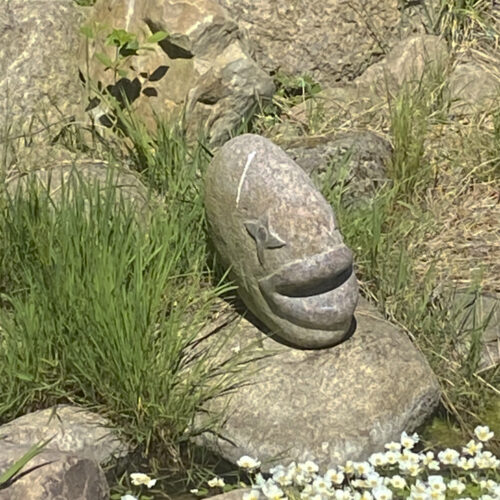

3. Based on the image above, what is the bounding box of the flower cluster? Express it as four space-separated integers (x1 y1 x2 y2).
227 426 499 500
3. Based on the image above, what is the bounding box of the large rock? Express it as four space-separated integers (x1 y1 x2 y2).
205 134 359 349
0 443 109 500
196 298 440 471
448 62 500 116
0 405 128 466
286 35 449 132
0 0 85 134
215 0 427 86
285 131 392 209
84 0 274 146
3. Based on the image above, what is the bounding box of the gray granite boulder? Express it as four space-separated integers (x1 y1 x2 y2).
84 0 274 146
0 443 109 500
215 0 427 86
205 134 359 349
0 0 85 134
0 405 128 466
195 299 440 471
449 62 500 116
285 131 392 209
286 35 449 132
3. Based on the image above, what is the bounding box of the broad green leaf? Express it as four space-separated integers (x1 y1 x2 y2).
146 31 168 44
95 52 114 69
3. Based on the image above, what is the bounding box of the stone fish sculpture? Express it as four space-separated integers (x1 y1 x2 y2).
205 134 358 349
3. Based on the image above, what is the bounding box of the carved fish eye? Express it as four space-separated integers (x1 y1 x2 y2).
257 226 268 242
244 215 286 266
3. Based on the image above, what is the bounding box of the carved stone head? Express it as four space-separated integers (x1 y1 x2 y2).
205 134 358 349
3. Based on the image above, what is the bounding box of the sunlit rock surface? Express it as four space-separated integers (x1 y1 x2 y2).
195 298 441 471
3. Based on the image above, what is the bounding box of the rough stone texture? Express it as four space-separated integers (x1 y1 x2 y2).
285 131 392 209
287 35 449 131
84 0 274 146
195 298 441 471
0 0 85 134
0 405 128 466
215 0 426 87
448 62 500 116
205 134 359 349
0 443 109 500
5 160 157 217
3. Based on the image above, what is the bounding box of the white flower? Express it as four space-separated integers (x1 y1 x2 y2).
365 472 383 488
457 456 476 470
371 484 393 500
421 451 440 471
437 448 460 465
474 425 494 442
413 480 428 493
254 472 266 488
130 472 157 488
325 468 345 485
384 442 402 452
447 479 466 494
352 479 368 488
189 489 199 494
300 484 313 499
352 461 373 477
428 475 446 494
475 450 499 469
334 489 354 500
463 439 483 455
243 490 261 500
121 495 138 500
207 477 225 488
401 449 420 464
480 479 498 492
271 468 293 487
383 451 401 465
389 475 407 489
369 453 388 468
261 480 284 500
403 462 423 477
312 476 332 495
341 460 355 475
400 431 419 449
409 482 429 500
299 460 320 475
358 492 373 500
237 456 262 471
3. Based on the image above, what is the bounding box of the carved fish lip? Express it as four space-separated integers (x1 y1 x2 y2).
258 246 357 330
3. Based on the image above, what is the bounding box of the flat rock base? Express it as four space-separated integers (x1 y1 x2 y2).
196 299 440 471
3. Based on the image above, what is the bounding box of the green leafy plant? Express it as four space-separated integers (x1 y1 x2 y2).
80 25 168 82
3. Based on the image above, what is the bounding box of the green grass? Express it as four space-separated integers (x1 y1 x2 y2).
400 0 497 46
316 65 500 454
0 121 250 483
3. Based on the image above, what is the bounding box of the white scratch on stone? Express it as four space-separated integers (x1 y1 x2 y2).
236 151 256 207
125 0 135 30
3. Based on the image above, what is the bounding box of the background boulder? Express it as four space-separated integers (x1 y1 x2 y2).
83 0 274 146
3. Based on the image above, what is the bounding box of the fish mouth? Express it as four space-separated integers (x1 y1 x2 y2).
258 246 358 331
